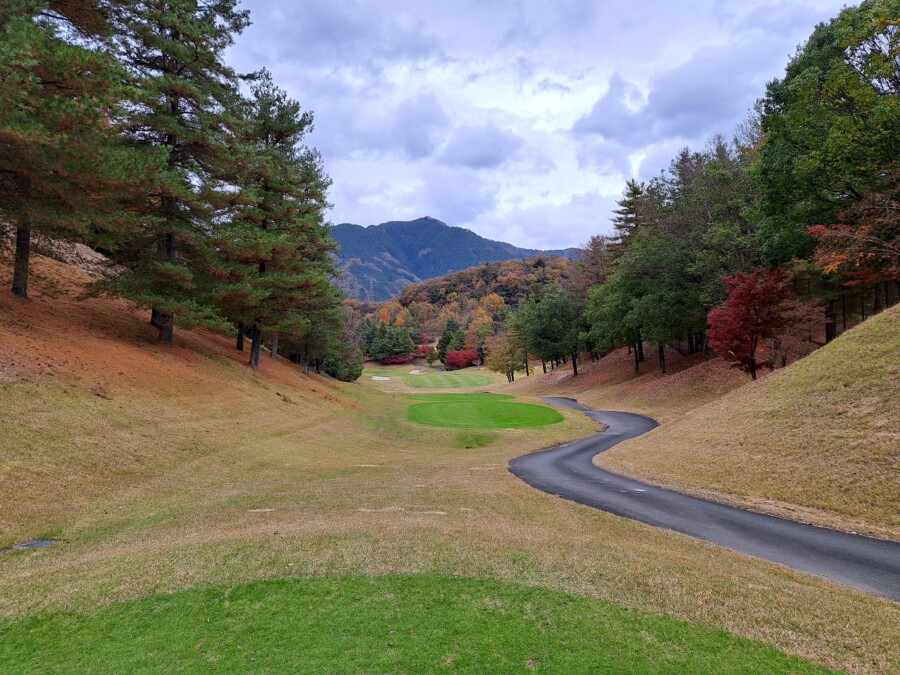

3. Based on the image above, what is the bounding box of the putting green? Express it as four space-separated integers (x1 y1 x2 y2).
407 398 564 428
405 371 494 388
0 576 824 673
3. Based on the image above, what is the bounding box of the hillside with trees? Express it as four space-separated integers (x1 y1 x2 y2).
600 304 900 540
331 217 579 301
0 0 358 379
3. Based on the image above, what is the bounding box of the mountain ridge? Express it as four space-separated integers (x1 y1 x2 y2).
330 216 579 301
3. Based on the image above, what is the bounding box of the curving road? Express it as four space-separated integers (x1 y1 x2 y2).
508 397 900 601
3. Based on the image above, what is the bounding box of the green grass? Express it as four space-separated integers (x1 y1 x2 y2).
405 371 494 388
0 575 830 674
408 393 514 402
407 397 565 428
456 430 500 448
363 368 495 389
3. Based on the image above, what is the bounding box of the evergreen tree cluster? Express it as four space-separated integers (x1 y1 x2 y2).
362 317 417 364
1 1 359 377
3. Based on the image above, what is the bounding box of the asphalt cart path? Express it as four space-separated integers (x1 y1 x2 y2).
508 397 900 601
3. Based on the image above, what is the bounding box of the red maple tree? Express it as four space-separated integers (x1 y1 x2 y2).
707 269 823 380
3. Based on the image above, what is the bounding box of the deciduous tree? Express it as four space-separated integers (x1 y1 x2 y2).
707 268 822 379
756 0 900 266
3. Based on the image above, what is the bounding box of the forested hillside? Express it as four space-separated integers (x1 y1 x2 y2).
0 0 353 375
331 217 579 301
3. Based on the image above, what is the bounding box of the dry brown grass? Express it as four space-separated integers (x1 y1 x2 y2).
503 344 748 423
598 305 900 540
0 257 898 673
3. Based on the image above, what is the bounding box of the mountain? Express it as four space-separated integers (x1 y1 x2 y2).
329 217 579 301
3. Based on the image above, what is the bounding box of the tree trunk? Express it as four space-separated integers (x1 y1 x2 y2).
156 312 173 344
315 358 321 374
524 355 530 377
249 325 262 368
571 349 578 377
236 322 245 351
304 345 310 374
634 344 640 375
841 294 847 334
658 342 666 373
153 232 177 343
12 218 31 299
825 302 836 343
541 361 547 374
270 334 279 358
637 340 644 362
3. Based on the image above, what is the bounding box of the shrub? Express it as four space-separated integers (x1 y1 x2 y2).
445 349 480 369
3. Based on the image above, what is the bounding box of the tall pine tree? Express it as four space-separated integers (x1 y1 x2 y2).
100 0 250 342
608 178 645 261
213 71 338 367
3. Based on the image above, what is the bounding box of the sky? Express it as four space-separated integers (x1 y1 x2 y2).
227 0 850 250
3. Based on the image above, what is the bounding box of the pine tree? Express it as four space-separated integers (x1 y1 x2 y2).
0 0 158 299
212 71 337 367
436 318 460 361
572 234 610 293
99 0 250 342
608 179 645 260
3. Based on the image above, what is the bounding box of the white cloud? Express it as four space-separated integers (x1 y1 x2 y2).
229 0 849 249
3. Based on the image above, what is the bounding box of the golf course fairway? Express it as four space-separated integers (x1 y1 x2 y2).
407 394 564 428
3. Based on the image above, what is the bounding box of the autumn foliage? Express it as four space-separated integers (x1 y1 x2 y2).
808 171 900 283
381 354 416 365
707 269 823 380
444 349 480 369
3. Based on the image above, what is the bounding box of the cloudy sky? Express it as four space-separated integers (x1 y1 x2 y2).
228 0 849 249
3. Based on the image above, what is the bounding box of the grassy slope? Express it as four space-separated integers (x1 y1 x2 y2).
597 305 900 540
0 257 898 673
503 344 749 424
